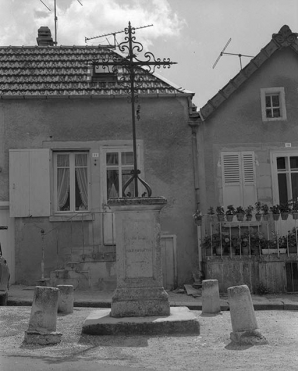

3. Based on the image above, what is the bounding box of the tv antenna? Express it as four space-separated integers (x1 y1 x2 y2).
39 0 83 45
212 38 254 69
85 24 153 48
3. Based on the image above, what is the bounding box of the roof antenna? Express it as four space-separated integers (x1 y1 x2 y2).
85 24 153 48
212 38 254 69
39 0 83 46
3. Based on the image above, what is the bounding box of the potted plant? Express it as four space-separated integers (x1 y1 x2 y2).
245 205 254 221
280 202 291 220
261 203 269 221
225 205 235 222
290 199 298 220
270 204 280 221
216 206 225 222
193 209 202 226
255 201 262 221
207 206 215 222
236 206 245 221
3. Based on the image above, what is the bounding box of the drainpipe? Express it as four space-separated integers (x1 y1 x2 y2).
189 115 207 282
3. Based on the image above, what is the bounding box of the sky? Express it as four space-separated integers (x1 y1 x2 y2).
1 0 298 108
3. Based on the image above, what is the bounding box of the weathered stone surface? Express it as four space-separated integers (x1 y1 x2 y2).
230 329 268 345
202 279 220 314
108 198 170 318
24 330 62 345
82 307 200 335
57 285 74 314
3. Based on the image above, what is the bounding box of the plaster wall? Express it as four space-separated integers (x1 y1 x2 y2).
0 96 197 286
202 48 298 209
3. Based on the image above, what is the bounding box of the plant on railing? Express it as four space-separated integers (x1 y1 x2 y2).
245 205 254 221
193 209 202 226
225 205 235 222
261 203 269 221
289 199 298 220
270 204 280 221
279 202 291 220
236 206 245 221
216 206 225 222
255 201 262 221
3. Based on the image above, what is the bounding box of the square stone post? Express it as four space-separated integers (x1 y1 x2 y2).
107 197 170 317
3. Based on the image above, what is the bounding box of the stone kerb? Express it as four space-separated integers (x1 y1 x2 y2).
202 279 220 314
107 197 170 318
24 286 62 345
228 284 267 345
57 285 74 314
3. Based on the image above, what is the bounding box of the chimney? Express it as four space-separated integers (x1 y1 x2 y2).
36 26 54 46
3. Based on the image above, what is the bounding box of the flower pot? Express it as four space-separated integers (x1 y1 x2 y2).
236 213 244 221
292 212 298 220
241 246 249 255
246 215 252 221
263 213 269 221
273 213 280 221
281 212 289 221
226 214 234 222
255 214 261 221
217 214 225 222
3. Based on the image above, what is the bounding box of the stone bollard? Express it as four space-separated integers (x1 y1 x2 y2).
24 286 62 345
202 279 221 314
228 285 267 345
57 285 74 314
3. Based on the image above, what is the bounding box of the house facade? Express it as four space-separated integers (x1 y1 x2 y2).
195 25 298 293
1 27 199 290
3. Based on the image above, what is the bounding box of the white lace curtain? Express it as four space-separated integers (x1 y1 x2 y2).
57 155 70 210
75 154 88 209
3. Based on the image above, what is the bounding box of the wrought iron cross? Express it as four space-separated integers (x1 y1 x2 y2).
91 22 177 197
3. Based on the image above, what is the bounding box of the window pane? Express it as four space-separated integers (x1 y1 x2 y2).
278 173 288 204
273 108 280 117
122 152 134 165
290 157 298 170
266 109 272 118
75 153 87 167
291 173 298 201
57 154 69 167
272 95 280 107
107 169 119 198
57 168 70 211
277 157 286 170
265 95 271 107
106 153 118 165
75 167 88 210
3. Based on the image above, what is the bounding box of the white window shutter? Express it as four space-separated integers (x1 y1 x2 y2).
241 151 257 207
222 152 242 208
9 149 50 217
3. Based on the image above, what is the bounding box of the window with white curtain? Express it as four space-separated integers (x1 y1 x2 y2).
54 152 89 212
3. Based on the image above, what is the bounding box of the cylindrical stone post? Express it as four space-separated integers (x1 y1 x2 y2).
228 285 267 345
24 286 62 345
202 279 220 314
57 285 74 314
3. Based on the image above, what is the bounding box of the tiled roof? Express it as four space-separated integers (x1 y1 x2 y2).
200 25 298 120
0 46 189 98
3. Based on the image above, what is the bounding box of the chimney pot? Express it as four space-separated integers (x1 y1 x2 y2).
37 26 54 46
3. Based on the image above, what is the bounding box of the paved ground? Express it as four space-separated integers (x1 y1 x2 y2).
7 284 298 311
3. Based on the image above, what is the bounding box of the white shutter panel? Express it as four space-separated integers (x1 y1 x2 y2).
241 152 256 207
9 149 50 217
9 150 30 217
222 152 242 208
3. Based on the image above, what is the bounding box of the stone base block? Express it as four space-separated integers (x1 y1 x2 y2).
111 287 170 317
82 307 200 336
24 330 62 345
230 329 268 345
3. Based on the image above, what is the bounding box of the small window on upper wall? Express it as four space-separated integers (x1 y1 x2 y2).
260 87 286 121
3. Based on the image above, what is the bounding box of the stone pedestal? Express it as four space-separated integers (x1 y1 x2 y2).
57 285 74 314
24 286 62 345
228 285 267 345
107 197 170 318
202 279 220 314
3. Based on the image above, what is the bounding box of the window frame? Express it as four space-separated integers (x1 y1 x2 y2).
260 87 287 122
53 151 90 214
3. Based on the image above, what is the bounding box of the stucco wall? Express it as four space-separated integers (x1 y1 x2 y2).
0 96 197 286
202 47 298 210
